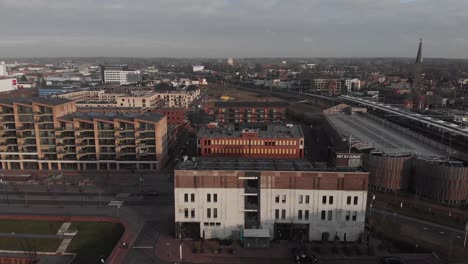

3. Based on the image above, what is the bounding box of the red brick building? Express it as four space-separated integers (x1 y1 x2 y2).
213 101 287 124
152 107 187 126
197 123 304 159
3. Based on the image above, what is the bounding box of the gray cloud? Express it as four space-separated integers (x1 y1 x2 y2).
0 0 467 58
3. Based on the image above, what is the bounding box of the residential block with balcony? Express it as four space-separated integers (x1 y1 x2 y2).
0 97 168 171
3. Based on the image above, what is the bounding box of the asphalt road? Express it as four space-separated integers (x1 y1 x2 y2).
372 208 467 250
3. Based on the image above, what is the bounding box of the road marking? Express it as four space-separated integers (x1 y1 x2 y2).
132 246 153 249
439 231 445 235
423 227 429 230
456 236 462 239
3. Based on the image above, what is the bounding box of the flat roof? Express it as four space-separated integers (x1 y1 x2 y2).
214 101 288 108
198 124 303 138
176 158 365 172
0 97 72 106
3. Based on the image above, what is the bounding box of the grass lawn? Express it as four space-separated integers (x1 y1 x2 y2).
67 222 124 264
0 237 61 252
0 220 63 235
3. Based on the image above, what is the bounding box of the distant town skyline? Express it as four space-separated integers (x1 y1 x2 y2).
0 0 467 58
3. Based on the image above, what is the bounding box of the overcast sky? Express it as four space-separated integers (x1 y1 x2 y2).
0 0 466 58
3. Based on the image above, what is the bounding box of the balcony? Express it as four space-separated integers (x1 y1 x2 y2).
41 148 57 154
59 154 77 160
97 132 115 139
35 116 54 123
57 148 75 154
34 110 53 116
76 132 94 139
18 111 33 115
55 131 75 139
21 146 37 152
76 127 94 132
0 109 14 115
77 140 95 146
56 126 74 131
21 140 36 146
78 148 96 154
78 155 97 161
138 126 155 132
117 132 135 139
1 132 17 138
0 116 15 123
116 126 134 132
38 124 54 130
99 128 114 132
18 124 35 130
138 155 157 161
116 140 135 146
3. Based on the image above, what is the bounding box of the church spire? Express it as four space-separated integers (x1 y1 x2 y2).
415 38 423 64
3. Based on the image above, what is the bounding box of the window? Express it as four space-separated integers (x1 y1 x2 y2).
191 193 195 202
184 208 188 218
282 195 286 203
305 210 309 220
214 194 218 202
275 195 280 203
298 210 303 220
207 208 211 218
329 196 334 205
207 194 211 202
191 209 195 218
327 210 333 221
275 209 279 220
298 195 303 204
347 196 351 205
184 193 188 202
345 211 350 221
281 209 286 219
352 211 357 221
214 208 218 218
305 195 310 204
354 196 358 205
321 210 326 220
322 196 327 204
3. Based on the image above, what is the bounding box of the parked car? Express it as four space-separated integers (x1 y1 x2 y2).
291 248 318 264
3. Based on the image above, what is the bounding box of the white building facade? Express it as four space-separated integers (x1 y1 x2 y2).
0 61 8 76
174 159 368 242
0 78 18 93
104 70 141 85
345 79 361 92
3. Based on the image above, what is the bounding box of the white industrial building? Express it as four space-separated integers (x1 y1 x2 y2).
174 159 368 242
192 65 205 72
104 70 141 85
0 78 18 93
0 61 8 76
345 79 361 92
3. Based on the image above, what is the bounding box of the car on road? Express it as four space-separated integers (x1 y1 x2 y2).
291 248 318 264
142 191 159 197
380 256 406 264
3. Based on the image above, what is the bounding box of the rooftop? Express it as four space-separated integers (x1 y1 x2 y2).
0 97 73 106
176 158 365 172
197 123 303 138
214 101 288 108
